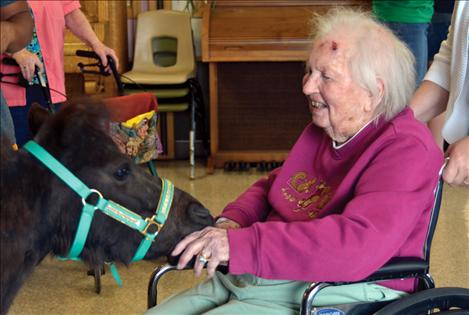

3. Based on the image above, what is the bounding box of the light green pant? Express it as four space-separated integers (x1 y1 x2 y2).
144 272 407 315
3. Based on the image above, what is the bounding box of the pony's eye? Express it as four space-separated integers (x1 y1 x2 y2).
114 163 130 180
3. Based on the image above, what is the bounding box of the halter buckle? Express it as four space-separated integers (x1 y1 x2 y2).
142 215 161 237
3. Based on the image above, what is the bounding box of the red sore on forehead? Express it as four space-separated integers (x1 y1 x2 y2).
317 40 339 51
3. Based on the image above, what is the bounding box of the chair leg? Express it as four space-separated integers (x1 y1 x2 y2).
189 126 195 180
192 79 209 156
189 81 197 180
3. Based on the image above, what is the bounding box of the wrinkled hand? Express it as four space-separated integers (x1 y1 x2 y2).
444 136 469 188
91 41 119 73
171 227 229 278
12 49 43 82
215 218 241 229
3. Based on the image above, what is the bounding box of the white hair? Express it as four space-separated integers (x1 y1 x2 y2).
309 8 416 121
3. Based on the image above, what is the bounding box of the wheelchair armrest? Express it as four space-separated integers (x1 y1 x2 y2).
147 257 228 308
360 258 429 283
327 258 429 286
166 255 229 274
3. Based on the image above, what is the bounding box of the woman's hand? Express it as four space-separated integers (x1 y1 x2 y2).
90 41 119 73
12 49 43 82
65 9 119 72
444 136 469 188
215 218 240 229
171 227 230 278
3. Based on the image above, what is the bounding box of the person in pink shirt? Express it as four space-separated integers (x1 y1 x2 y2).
1 0 33 145
146 8 444 315
0 0 119 146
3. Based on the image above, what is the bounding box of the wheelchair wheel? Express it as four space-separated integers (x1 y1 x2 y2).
374 287 469 315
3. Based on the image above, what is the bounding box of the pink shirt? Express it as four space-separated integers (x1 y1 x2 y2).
0 0 81 107
222 108 444 292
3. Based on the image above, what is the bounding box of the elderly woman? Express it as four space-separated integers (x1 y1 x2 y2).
146 8 443 315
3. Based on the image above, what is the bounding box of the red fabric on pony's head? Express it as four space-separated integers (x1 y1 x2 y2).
103 92 158 122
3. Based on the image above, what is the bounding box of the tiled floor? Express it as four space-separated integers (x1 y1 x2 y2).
8 161 469 314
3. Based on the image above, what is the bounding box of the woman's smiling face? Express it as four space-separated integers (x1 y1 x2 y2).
302 32 379 143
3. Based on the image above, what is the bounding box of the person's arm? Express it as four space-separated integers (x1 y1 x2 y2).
215 218 240 229
410 4 454 122
410 5 468 188
11 48 44 82
409 80 449 122
64 8 119 70
227 136 443 282
171 168 279 277
0 1 33 53
220 168 281 227
445 137 469 187
413 81 469 188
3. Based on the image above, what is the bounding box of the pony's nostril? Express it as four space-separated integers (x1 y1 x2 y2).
199 208 211 218
193 205 209 217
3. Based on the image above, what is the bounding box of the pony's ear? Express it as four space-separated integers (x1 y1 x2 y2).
28 103 51 136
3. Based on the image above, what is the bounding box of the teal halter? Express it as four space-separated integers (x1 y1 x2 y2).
23 140 174 284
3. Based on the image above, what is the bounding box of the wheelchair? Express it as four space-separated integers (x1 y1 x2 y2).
147 178 469 314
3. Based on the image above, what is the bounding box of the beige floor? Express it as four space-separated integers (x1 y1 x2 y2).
8 161 469 315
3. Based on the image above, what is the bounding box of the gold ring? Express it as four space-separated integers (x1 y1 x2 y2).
198 253 210 265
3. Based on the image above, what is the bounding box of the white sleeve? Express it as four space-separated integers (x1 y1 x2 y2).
423 9 455 92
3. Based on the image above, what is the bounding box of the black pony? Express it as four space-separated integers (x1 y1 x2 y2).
0 102 213 315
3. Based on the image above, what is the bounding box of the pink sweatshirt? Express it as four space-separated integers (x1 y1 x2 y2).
222 108 444 292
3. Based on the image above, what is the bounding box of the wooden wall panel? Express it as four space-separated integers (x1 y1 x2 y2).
217 62 310 151
202 0 370 62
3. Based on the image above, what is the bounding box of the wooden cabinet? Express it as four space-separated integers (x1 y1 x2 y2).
202 0 370 171
64 1 127 97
